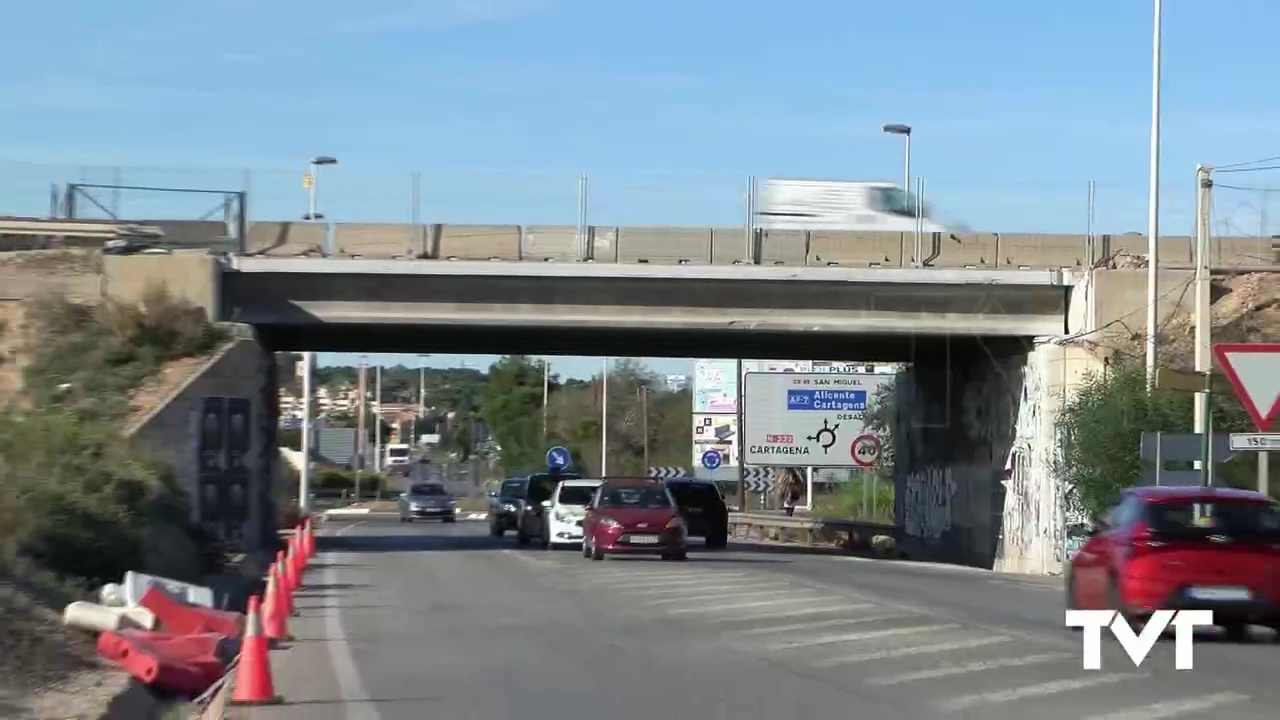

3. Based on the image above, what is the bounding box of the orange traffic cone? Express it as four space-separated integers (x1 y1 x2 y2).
303 518 316 558
273 559 295 618
229 596 282 706
262 566 291 643
277 549 297 594
287 536 305 584
290 527 306 574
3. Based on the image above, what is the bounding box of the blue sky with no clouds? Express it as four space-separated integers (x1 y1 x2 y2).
3 0 1279 378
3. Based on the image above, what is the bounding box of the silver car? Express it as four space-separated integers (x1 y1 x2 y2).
398 482 457 523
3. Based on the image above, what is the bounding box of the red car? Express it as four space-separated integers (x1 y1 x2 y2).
1066 486 1280 640
582 479 687 562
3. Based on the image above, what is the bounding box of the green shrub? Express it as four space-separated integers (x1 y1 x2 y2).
313 470 384 497
0 409 220 585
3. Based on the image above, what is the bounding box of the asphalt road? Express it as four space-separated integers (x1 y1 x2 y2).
248 518 1280 720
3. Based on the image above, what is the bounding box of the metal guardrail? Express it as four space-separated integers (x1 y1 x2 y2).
729 511 898 551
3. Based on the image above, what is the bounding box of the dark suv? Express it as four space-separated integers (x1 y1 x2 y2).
488 478 528 537
516 471 581 546
665 479 730 548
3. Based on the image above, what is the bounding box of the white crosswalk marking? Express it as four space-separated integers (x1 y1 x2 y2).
725 611 911 637
700 603 872 624
939 674 1145 712
768 623 958 651
667 596 843 615
1082 692 1252 720
645 588 796 605
811 635 1016 668
867 651 1069 684
522 550 1266 718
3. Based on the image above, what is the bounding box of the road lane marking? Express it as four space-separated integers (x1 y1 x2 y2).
730 612 915 640
702 603 878 624
868 650 1069 684
622 580 785 596
768 623 958 651
667 595 842 615
813 635 1017 668
938 673 1145 712
1082 692 1251 720
643 589 797 605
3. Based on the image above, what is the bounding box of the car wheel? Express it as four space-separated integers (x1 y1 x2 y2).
443 515 456 524
582 538 592 558
489 524 504 538
705 531 728 550
516 531 530 546
1222 623 1249 642
663 550 688 562
1064 566 1078 611
591 541 605 561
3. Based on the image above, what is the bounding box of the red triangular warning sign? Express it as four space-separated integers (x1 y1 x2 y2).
1213 343 1280 432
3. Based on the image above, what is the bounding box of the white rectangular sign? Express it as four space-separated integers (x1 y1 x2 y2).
1229 433 1280 451
742 372 891 467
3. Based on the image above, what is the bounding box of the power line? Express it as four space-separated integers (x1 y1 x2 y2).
1215 155 1280 170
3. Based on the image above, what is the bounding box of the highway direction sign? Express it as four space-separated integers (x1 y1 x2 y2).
1229 433 1280 451
546 445 571 470
1213 343 1280 431
742 372 891 467
700 449 723 470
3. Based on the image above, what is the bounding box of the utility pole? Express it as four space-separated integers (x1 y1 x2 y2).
542 357 550 441
299 352 313 515
1143 0 1164 387
373 365 382 496
1194 165 1213 486
641 386 650 472
355 357 367 497
600 357 609 476
735 358 746 512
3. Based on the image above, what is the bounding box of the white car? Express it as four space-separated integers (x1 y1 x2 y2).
542 478 602 549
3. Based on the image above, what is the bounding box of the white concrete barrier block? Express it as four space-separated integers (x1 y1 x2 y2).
62 601 158 633
99 583 126 607
123 571 215 609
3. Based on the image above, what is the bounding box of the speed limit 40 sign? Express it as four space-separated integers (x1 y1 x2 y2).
851 433 882 467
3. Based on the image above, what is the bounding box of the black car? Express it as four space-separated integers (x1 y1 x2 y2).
665 479 729 548
516 471 581 546
488 478 529 537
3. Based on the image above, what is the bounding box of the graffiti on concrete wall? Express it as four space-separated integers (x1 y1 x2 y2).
903 466 956 541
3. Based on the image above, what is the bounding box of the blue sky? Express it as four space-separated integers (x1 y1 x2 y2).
3 0 1279 379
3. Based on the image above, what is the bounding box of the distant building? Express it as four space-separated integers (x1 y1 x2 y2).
664 374 689 392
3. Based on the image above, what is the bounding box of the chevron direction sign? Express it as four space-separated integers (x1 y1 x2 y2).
648 466 689 479
742 467 775 492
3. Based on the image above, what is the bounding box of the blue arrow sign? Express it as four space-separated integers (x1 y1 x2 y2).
546 445 571 469
701 450 723 470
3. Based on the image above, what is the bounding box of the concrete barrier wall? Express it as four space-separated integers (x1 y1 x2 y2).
233 222 1274 268
102 251 220 321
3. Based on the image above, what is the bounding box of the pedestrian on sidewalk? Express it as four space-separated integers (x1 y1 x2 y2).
781 472 802 516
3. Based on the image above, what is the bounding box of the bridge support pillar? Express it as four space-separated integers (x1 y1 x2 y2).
894 339 1028 568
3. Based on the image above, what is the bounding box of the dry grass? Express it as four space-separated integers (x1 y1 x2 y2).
0 562 128 720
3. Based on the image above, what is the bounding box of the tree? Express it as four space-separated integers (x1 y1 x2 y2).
1057 360 1256 520
479 356 550 473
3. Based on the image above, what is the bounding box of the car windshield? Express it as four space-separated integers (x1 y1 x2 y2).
528 473 580 503
666 483 723 507
499 480 526 499
557 485 597 506
1146 500 1280 538
388 447 409 458
599 485 672 509
410 484 447 496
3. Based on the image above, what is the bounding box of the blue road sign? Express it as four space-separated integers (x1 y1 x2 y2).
701 450 723 470
546 445 571 469
787 389 866 412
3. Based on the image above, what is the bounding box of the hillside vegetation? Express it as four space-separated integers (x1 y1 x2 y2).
0 287 229 717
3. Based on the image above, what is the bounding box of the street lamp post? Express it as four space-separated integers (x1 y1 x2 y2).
881 124 912 197
304 155 338 221
1144 0 1163 386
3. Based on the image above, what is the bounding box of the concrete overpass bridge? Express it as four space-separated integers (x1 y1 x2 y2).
89 246 1080 573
